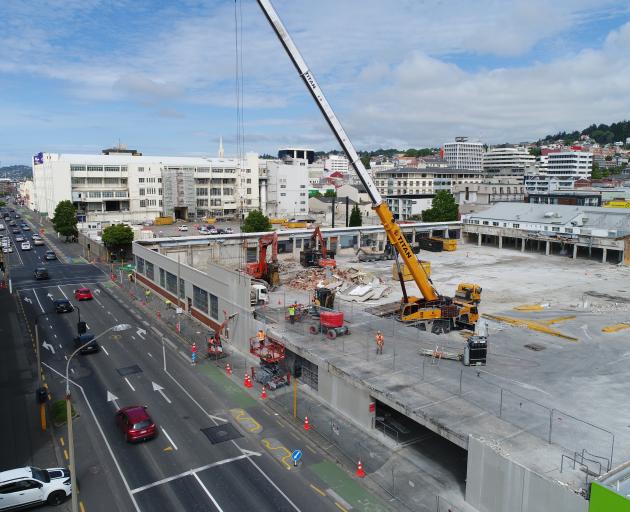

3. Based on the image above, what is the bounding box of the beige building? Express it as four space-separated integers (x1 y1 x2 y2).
453 177 525 214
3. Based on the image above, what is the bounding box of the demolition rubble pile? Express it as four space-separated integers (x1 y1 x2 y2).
286 266 392 302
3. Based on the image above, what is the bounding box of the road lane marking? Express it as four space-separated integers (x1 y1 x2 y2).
335 503 349 512
309 484 326 497
164 369 225 423
101 346 109 356
53 334 57 339
151 381 171 403
42 362 141 512
94 297 103 307
124 377 135 391
32 289 45 313
147 352 153 358
60 437 64 446
192 472 224 511
131 336 136 340
63 449 68 460
306 444 317 454
57 285 69 300
160 427 178 450
80 501 86 512
327 490 352 511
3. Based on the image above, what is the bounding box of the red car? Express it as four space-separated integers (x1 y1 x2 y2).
116 406 157 443
74 288 93 301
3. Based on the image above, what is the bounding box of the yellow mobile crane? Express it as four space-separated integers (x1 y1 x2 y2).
257 0 481 333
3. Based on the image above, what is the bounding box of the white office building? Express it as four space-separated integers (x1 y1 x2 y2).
31 149 260 224
374 167 482 196
483 147 536 176
264 157 310 218
525 151 592 192
443 137 485 172
324 154 349 174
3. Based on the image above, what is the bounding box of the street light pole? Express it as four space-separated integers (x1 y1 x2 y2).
64 323 130 512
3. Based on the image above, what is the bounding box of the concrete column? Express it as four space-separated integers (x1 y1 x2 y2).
429 229 433 238
356 231 361 249
412 228 416 244
477 233 482 247
521 238 526 252
259 180 267 216
292 237 297 256
573 244 578 259
498 235 503 249
545 241 550 256
602 248 608 263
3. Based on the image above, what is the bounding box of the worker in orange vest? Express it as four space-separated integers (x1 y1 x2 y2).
375 331 384 355
257 329 265 349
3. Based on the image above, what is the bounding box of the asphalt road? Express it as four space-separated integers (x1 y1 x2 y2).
8 216 344 512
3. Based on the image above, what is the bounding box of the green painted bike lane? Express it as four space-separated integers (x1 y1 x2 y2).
197 361 258 409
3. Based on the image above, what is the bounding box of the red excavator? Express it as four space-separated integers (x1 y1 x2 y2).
246 232 280 286
300 226 336 268
206 312 238 359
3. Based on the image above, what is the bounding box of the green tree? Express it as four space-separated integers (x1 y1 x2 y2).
421 191 458 222
0 201 6 207
102 224 134 248
528 146 541 157
360 155 371 169
324 189 337 198
52 200 78 240
241 209 272 233
349 204 362 227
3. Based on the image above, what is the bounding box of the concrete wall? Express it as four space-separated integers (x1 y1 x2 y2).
318 364 374 430
466 436 588 512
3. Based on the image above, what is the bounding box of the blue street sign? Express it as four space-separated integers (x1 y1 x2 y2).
292 450 302 462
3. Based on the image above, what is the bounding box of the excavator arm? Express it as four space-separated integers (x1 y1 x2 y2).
257 0 439 303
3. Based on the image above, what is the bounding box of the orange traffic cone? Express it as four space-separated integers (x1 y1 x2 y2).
303 416 311 431
226 363 232 376
244 373 253 388
261 386 267 399
356 460 365 478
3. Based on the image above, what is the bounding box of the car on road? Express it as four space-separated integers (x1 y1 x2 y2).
45 251 56 260
53 299 73 313
224 227 233 234
14 214 20 219
198 226 209 234
73 333 99 354
2 245 13 253
74 288 93 301
15 235 25 242
0 466 72 508
22 225 30 231
177 225 189 232
21 241 32 251
8 220 16 226
208 227 218 235
12 228 20 234
115 406 157 443
33 238 45 246
33 268 49 280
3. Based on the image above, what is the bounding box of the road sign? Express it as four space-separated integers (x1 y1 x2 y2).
291 449 302 466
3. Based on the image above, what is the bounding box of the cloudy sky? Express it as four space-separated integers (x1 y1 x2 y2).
1 0 630 164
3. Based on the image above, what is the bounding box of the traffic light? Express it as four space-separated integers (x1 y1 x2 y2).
77 321 87 335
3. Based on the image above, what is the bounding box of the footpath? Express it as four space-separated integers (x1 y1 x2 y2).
27 205 472 512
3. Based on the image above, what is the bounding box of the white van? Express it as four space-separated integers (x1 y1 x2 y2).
0 466 72 508
0 224 5 231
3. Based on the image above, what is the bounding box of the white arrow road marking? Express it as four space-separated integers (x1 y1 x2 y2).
124 378 135 391
580 324 592 339
136 328 146 340
94 289 101 294
152 381 171 404
160 427 178 450
47 293 54 300
42 341 55 354
239 448 262 457
107 390 120 409
23 296 32 304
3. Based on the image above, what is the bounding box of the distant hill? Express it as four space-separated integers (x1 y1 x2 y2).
0 165 31 180
540 120 630 146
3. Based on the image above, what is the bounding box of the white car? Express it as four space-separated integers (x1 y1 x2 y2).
21 241 31 250
0 466 72 508
2 245 13 253
178 225 189 232
33 238 45 246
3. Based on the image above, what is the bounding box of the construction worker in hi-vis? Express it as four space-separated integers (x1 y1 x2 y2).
375 331 384 354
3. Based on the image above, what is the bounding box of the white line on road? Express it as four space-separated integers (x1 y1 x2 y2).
130 453 260 495
94 297 103 307
64 355 67 361
164 370 227 424
160 427 178 450
147 352 153 358
124 377 135 391
102 346 110 356
54 285 68 299
42 363 141 512
151 326 163 336
192 472 224 512
53 334 57 339
131 336 136 340
32 289 45 313
58 344 62 348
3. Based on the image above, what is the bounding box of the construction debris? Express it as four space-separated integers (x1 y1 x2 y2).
285 265 392 302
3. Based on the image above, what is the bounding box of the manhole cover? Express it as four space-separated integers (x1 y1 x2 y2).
117 365 142 376
524 343 545 351
201 424 242 444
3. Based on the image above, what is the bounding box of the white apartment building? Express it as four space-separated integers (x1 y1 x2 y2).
386 195 434 220
32 150 259 224
264 158 310 218
525 151 592 192
374 167 483 196
324 154 349 174
18 180 35 209
443 137 485 172
483 147 536 176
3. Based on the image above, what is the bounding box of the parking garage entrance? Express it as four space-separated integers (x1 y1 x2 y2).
174 207 188 220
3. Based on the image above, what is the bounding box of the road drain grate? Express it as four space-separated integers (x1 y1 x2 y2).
524 343 545 351
201 424 242 444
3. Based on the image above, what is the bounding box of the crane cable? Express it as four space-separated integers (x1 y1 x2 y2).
234 0 246 274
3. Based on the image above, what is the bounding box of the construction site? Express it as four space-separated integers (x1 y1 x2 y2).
132 226 630 512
